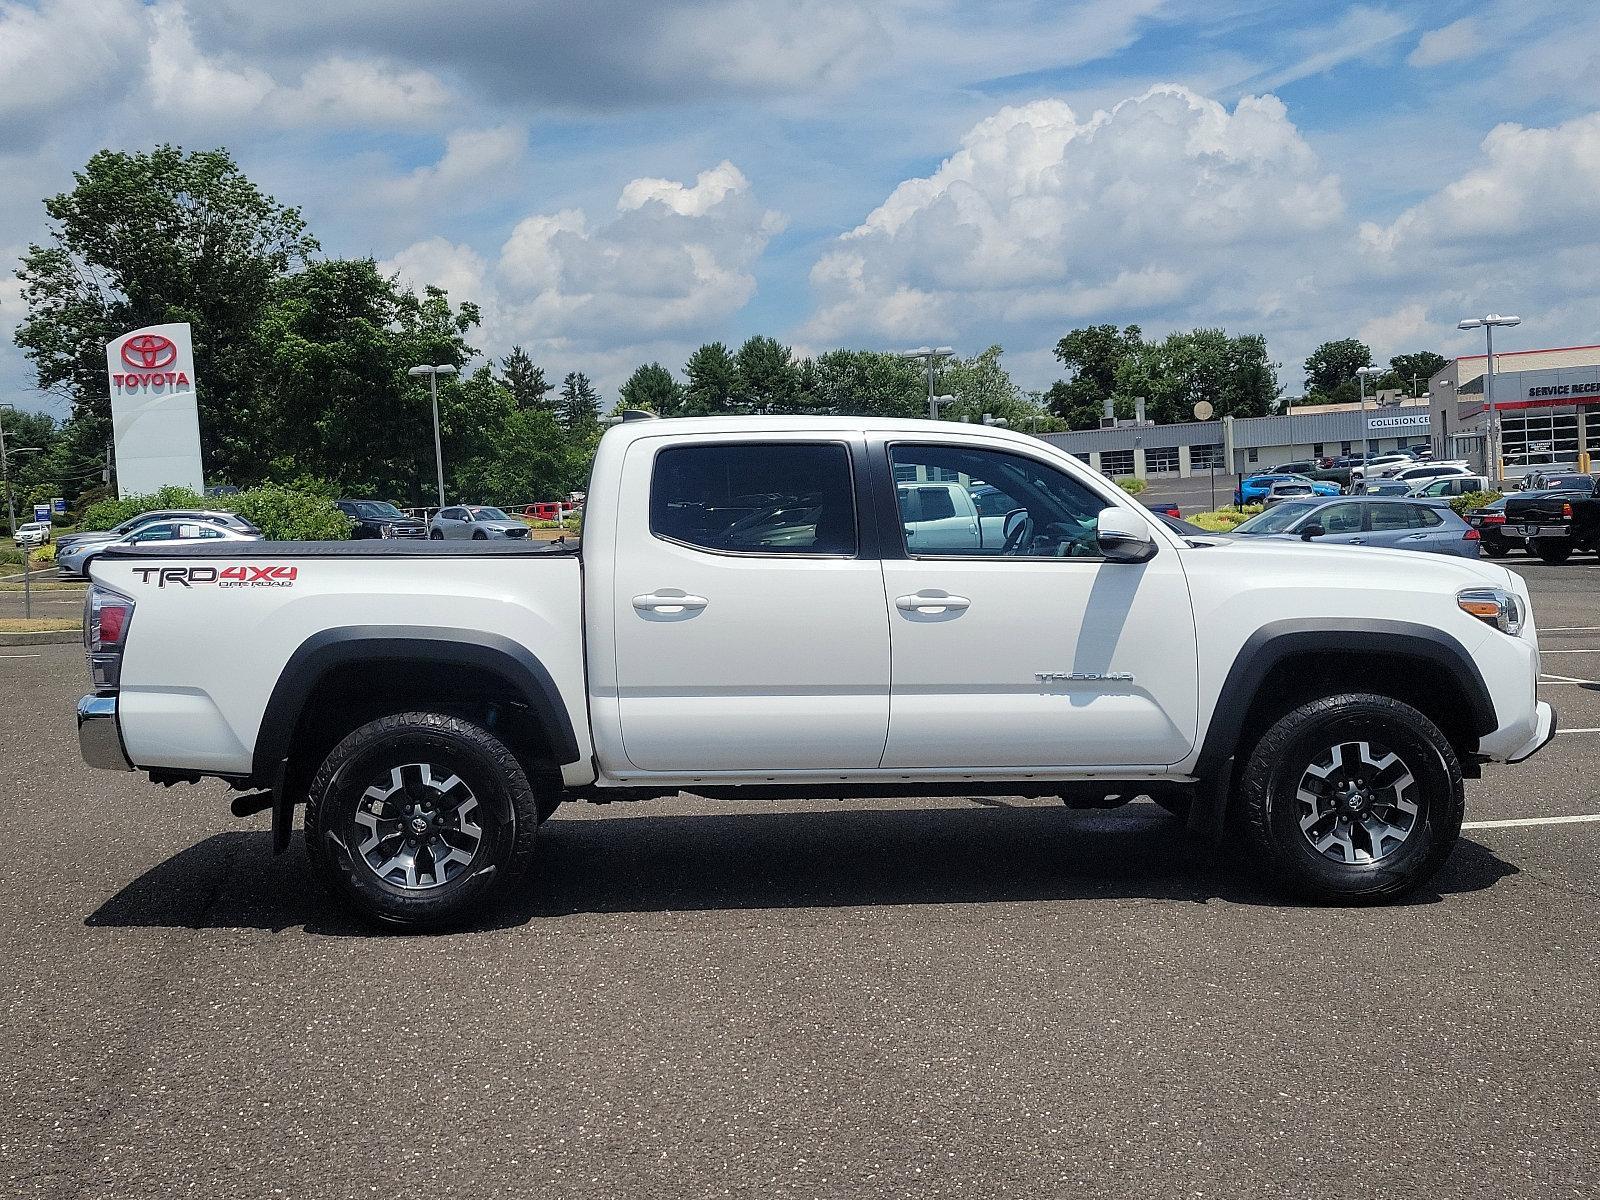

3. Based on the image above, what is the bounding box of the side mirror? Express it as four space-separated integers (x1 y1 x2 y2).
1300 523 1326 541
1096 506 1157 563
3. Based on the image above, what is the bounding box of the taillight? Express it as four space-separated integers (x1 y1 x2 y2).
1562 502 1573 518
1483 513 1505 526
84 584 134 691
1464 528 1480 541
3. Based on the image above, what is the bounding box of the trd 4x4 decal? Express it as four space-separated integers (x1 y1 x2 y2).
132 565 299 588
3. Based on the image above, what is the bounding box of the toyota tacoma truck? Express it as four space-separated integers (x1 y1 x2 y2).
76 417 1555 928
1502 473 1600 563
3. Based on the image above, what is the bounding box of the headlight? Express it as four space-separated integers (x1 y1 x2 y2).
1458 587 1524 636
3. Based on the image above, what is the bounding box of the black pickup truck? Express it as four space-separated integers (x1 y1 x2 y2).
1502 473 1600 563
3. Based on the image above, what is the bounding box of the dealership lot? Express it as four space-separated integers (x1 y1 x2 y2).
2 564 1597 1198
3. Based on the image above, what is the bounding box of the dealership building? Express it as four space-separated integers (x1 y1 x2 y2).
1039 402 1432 480
1427 344 1600 476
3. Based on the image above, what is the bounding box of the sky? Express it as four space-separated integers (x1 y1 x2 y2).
4 0 1600 416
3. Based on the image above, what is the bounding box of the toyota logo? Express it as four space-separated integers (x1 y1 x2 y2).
121 334 177 370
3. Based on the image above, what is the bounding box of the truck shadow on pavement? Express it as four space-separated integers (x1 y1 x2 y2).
85 802 1520 936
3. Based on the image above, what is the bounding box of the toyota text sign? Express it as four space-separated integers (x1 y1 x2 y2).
104 323 204 498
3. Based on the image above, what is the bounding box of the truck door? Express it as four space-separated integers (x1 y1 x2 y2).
608 434 891 772
877 439 1199 770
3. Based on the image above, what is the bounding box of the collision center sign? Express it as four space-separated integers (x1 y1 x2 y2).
104 323 204 498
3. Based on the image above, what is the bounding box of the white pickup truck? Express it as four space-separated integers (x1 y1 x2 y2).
77 416 1554 928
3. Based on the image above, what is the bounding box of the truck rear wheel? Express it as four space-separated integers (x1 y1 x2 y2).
1535 539 1572 564
304 711 540 930
1237 693 1462 903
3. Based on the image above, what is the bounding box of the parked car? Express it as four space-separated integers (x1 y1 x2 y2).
1464 497 1522 559
58 520 262 579
1142 500 1182 519
1266 459 1353 487
13 520 51 548
1385 462 1472 488
1407 475 1491 499
429 506 532 541
520 501 576 522
56 510 258 556
75 415 1552 928
1233 473 1340 505
1501 473 1600 563
1357 479 1412 497
1229 496 1481 558
336 500 428 540
1263 480 1318 508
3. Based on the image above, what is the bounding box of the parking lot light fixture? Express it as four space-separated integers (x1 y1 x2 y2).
408 364 459 508
899 346 956 419
1356 365 1384 461
1457 315 1522 482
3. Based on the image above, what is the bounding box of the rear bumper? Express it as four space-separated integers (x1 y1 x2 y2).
78 694 133 771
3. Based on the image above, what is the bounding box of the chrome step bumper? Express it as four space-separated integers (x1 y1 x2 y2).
78 694 132 771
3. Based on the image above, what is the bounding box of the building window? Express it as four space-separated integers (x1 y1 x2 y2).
1098 449 1135 477
1502 410 1580 467
1340 441 1352 454
1247 448 1259 464
1191 443 1224 469
1312 443 1324 456
1146 446 1179 475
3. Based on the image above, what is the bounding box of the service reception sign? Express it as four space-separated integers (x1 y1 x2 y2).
104 323 204 498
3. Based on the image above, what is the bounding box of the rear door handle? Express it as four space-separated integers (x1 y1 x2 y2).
896 593 971 613
633 592 708 613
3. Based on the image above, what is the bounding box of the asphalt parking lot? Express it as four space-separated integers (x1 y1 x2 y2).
2 562 1597 1198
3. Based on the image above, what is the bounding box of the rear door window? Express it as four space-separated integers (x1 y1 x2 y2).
650 442 858 556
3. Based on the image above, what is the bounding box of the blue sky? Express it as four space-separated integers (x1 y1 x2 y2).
4 0 1600 414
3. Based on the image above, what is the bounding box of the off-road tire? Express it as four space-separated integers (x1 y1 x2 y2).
304 711 540 930
1238 693 1462 903
1535 539 1572 564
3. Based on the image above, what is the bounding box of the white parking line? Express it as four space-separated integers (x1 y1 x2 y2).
1538 649 1600 654
0 653 41 660
1463 813 1600 830
1539 672 1600 685
1556 728 1600 734
1543 626 1600 632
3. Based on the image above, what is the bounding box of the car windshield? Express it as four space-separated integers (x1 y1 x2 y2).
355 502 405 519
1234 501 1321 534
470 507 510 520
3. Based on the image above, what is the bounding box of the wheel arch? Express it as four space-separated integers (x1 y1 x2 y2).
1195 619 1497 783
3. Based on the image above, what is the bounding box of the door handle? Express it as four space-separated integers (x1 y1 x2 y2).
896 592 971 613
633 592 708 613
1348 537 1364 544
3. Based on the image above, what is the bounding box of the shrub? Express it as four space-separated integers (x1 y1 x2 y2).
1188 506 1262 532
29 543 57 564
1450 490 1501 517
78 484 348 541
1115 477 1148 495
80 486 207 532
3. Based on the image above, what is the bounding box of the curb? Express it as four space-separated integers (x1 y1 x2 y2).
0 628 81 647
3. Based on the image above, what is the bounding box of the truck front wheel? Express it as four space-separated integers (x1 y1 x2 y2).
1238 694 1463 903
304 711 540 930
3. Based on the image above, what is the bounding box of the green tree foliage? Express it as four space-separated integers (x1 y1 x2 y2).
558 371 602 431
243 258 480 501
938 346 1063 431
1115 329 1280 423
618 362 684 415
1383 351 1448 396
1047 324 1145 428
14 146 319 484
446 370 579 506
1302 338 1373 401
682 342 738 416
79 484 347 540
733 335 801 412
500 345 553 411
799 349 925 417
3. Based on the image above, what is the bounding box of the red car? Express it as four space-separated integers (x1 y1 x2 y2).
1142 501 1182 519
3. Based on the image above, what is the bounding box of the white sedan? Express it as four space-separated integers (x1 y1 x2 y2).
56 519 262 579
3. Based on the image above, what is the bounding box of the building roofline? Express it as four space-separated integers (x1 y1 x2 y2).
1455 343 1600 363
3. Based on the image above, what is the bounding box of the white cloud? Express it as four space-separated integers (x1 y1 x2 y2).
380 237 488 304
376 127 525 210
0 0 145 137
806 86 1343 342
1407 18 1483 69
1258 5 1412 90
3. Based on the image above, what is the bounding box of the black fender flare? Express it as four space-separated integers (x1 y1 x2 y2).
252 625 581 784
1193 618 1497 781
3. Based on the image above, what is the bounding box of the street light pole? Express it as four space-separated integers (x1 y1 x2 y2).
899 346 955 419
1356 366 1383 462
407 364 458 509
1458 315 1521 483
0 402 14 539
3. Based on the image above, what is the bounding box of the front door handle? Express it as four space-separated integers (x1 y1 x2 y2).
633 591 708 613
896 592 971 613
1348 537 1364 544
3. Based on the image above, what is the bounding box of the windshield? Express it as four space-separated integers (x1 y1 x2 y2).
355 502 406 519
470 507 510 521
1234 500 1321 534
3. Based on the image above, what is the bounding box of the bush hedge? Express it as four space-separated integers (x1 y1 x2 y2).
1188 506 1263 533
79 485 349 541
1115 477 1148 495
1450 490 1501 517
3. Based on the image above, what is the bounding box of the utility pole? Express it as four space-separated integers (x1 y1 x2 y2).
1356 366 1383 462
407 364 458 508
0 402 14 538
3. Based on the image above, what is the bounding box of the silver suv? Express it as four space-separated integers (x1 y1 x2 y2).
428 506 530 540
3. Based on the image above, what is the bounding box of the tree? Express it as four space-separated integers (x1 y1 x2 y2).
1384 351 1448 397
733 335 801 412
1302 338 1373 401
619 362 684 415
14 146 320 485
1048 324 1144 428
499 346 553 411
243 258 479 500
798 349 925 418
935 345 1063 430
558 371 601 431
682 342 738 416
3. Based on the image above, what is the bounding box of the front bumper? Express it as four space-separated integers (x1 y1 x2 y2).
1507 701 1557 764
78 694 132 771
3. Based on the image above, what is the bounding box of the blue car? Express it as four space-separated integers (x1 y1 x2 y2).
1228 497 1481 558
1233 473 1340 506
